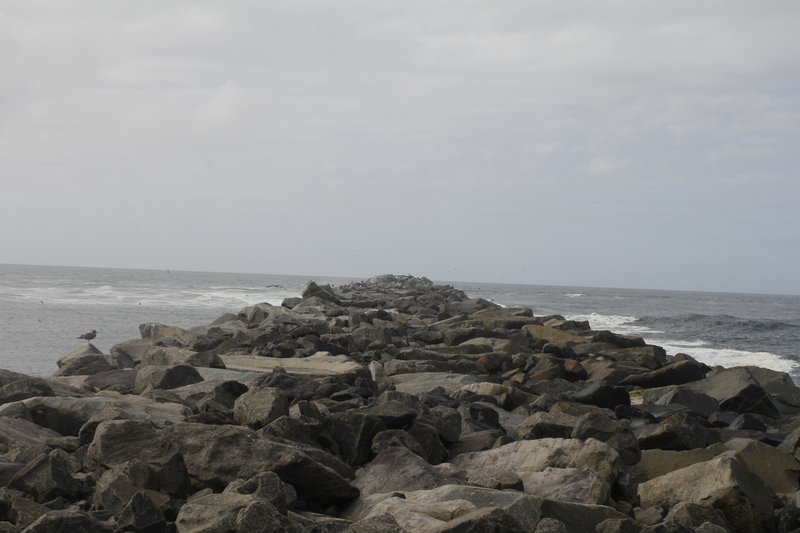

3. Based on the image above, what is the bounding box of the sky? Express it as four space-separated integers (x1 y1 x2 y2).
1 1 799 294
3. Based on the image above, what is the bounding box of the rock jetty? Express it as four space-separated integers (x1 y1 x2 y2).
1 274 799 532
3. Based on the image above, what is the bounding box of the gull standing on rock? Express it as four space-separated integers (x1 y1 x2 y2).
77 330 97 342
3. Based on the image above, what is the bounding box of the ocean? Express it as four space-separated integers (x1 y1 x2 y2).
1 264 799 382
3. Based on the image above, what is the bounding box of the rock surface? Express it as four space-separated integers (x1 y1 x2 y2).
0 274 798 532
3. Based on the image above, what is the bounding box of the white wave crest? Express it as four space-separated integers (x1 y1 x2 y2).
566 313 660 336
659 342 799 375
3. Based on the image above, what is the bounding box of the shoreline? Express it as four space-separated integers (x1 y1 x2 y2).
0 274 798 531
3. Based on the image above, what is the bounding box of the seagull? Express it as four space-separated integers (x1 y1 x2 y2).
77 330 97 341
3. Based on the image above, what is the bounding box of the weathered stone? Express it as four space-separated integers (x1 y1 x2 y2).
9 449 82 503
653 387 720 418
523 466 609 504
232 386 289 429
384 373 481 395
686 367 783 419
353 447 464 497
0 394 190 436
662 502 729 531
634 444 729 481
324 412 387 466
20 509 111 533
638 455 775 533
116 490 167 533
221 352 364 378
539 500 629 533
516 411 578 440
723 437 800 494
636 412 719 451
451 438 620 490
134 364 204 394
570 383 630 410
87 421 358 505
619 360 706 388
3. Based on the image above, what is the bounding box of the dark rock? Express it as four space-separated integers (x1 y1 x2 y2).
19 509 111 533
9 450 82 503
686 367 783 419
636 412 719 451
323 412 386 466
353 447 463 497
619 360 707 388
232 386 289 429
571 383 630 410
134 365 204 394
654 388 720 418
516 411 578 440
115 490 167 533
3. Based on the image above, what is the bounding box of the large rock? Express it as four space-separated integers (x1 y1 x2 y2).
134 364 204 393
221 351 364 378
232 386 289 429
0 394 190 436
451 438 620 490
87 421 359 505
686 367 783 419
637 455 775 533
383 373 481 395
353 447 464 497
522 467 609 504
344 485 542 532
175 472 295 533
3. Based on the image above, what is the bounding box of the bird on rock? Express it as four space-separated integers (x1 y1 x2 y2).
77 330 97 341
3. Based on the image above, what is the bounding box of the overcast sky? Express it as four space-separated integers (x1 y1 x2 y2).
1 1 798 294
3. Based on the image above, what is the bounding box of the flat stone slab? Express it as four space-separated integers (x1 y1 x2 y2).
195 367 268 384
383 372 481 394
219 352 363 377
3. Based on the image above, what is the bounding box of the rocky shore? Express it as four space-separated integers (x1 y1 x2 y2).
1 275 800 532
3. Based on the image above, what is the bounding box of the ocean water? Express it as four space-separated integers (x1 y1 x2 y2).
1 264 798 382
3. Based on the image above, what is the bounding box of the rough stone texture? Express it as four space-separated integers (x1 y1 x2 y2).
232 386 289 429
638 455 775 533
451 438 620 489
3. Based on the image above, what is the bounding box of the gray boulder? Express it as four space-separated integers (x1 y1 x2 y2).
638 455 775 533
134 364 204 393
232 386 289 429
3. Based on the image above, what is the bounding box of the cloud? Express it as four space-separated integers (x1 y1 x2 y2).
0 1 798 292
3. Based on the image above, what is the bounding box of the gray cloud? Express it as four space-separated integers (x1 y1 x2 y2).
1 1 798 293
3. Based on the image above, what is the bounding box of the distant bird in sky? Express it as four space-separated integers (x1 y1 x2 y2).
77 330 97 341
265 284 287 290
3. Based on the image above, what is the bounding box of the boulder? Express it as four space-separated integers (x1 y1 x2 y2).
9 449 82 503
618 360 706 388
723 437 800 494
634 444 729 481
0 394 190 436
538 500 629 533
344 485 542 532
686 367 783 419
353 447 464 497
115 490 168 533
232 387 289 429
383 373 481 395
221 352 364 378
19 509 111 533
522 467 609 504
87 421 359 505
516 411 578 440
450 438 620 489
134 364 204 393
637 455 775 533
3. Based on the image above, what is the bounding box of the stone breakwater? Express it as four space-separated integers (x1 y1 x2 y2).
0 276 799 532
